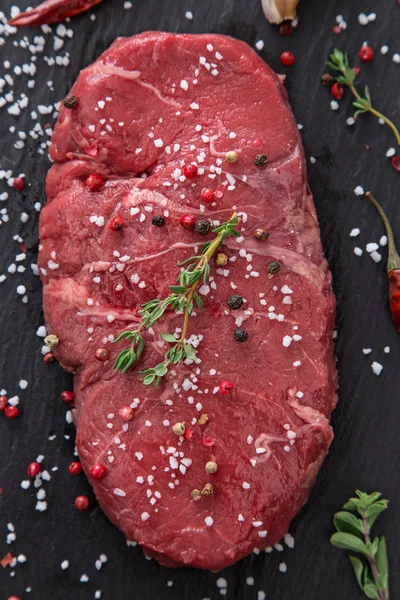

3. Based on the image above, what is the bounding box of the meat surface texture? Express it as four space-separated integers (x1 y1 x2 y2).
39 32 337 571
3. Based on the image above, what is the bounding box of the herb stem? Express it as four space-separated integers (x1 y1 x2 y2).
367 108 400 146
362 515 389 600
340 67 400 145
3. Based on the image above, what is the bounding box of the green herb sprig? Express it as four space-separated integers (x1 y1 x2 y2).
327 49 400 145
112 213 241 387
331 490 389 600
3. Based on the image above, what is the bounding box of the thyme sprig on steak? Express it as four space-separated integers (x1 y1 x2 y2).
113 213 241 386
331 490 389 600
327 49 400 145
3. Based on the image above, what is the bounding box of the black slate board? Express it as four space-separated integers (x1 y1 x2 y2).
1 0 400 598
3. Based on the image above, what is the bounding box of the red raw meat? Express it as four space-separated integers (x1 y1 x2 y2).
39 32 337 570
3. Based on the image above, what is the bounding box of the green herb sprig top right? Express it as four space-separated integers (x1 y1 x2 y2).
331 490 389 600
327 49 400 146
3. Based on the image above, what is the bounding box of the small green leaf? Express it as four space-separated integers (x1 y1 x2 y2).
326 61 342 71
184 343 196 360
194 293 203 310
203 262 210 284
178 256 201 266
349 556 365 590
343 498 361 511
201 242 211 255
160 332 177 343
330 532 369 555
365 492 384 506
142 374 155 386
364 85 371 103
333 48 344 63
172 348 184 364
362 583 378 599
334 512 364 537
353 99 369 110
375 537 389 591
136 336 144 360
345 67 356 82
366 539 379 557
121 352 136 374
169 285 186 294
112 330 135 343
154 363 168 377
179 296 187 311
336 75 349 85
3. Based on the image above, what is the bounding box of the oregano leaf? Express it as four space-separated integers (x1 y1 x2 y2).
334 512 364 537
330 532 369 555
375 537 389 591
349 556 365 590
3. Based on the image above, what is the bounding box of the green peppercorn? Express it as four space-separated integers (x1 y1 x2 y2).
63 94 78 109
195 219 210 235
234 328 248 342
268 260 281 275
191 488 202 500
227 295 243 310
152 215 165 227
201 483 214 496
253 154 268 167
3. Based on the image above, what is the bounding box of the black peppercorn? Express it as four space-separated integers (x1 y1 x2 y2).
233 328 248 342
227 295 243 310
321 73 334 87
253 154 268 167
195 219 210 235
63 94 78 109
268 260 281 275
152 215 165 227
253 228 269 241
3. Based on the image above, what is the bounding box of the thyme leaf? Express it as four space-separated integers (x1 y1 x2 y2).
113 213 241 384
331 490 389 600
327 49 400 145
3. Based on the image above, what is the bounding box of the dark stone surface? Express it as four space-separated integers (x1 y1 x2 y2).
0 0 399 598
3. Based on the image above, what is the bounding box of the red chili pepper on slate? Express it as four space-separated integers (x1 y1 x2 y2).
8 0 105 27
366 192 400 332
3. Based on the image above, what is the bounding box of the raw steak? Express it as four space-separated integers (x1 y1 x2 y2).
39 32 337 571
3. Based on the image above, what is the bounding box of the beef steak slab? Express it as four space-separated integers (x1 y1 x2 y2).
39 32 337 570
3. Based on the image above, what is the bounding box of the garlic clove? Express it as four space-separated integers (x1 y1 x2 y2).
261 0 300 24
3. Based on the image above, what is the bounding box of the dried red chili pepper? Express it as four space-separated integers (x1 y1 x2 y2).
366 192 400 332
8 0 105 27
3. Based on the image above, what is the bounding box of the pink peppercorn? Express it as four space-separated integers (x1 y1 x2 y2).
13 177 25 191
27 462 40 477
89 464 107 480
74 495 89 511
5 406 19 419
180 214 196 229
359 46 374 62
219 380 234 395
280 51 295 66
68 462 82 476
183 164 198 179
86 173 104 191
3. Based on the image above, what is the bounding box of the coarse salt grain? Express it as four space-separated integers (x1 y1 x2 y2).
354 186 364 196
350 228 360 237
204 516 214 526
371 362 383 376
